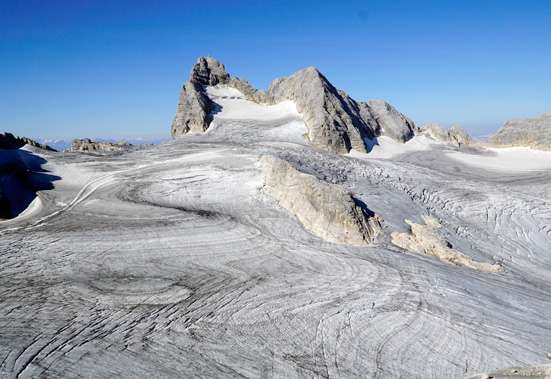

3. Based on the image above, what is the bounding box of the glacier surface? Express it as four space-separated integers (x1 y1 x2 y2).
2 86 551 378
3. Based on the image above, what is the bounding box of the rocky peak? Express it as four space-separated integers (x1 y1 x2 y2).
190 56 230 87
172 57 419 154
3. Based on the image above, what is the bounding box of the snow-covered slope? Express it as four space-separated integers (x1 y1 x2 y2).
2 88 551 378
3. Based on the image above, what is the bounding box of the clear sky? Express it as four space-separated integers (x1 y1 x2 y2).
1 0 550 141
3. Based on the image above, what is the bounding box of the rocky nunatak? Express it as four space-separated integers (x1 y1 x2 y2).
171 56 418 154
260 155 382 246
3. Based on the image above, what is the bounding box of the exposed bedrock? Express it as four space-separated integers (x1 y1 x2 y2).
367 99 417 143
390 215 503 273
190 56 231 87
489 110 551 150
466 363 551 379
0 132 56 151
171 57 418 154
66 138 133 152
260 155 382 246
170 81 216 138
421 123 474 147
449 124 473 144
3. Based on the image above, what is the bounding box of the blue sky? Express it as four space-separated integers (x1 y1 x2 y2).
1 0 550 140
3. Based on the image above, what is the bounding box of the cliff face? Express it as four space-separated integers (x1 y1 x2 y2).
171 57 418 154
489 111 551 150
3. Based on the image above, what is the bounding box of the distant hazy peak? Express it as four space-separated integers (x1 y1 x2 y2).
190 56 230 87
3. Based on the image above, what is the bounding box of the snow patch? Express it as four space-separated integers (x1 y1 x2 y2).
446 146 551 172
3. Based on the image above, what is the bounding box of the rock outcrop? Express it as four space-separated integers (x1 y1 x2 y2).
390 215 503 273
171 57 228 138
260 155 381 246
171 81 216 137
489 111 551 150
66 138 132 152
466 363 551 379
449 124 473 144
0 132 56 151
171 57 418 154
421 123 474 147
368 100 417 143
421 124 460 147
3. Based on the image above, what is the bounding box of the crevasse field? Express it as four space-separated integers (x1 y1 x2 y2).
2 86 551 378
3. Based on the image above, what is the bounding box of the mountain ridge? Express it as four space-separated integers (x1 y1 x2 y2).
171 56 418 154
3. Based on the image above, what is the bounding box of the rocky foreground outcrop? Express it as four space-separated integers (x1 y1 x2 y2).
391 215 503 273
421 124 473 147
0 132 56 151
172 56 418 154
66 138 133 152
260 155 382 246
466 363 551 379
489 110 551 150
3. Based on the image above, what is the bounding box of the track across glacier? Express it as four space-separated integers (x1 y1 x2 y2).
2 89 551 378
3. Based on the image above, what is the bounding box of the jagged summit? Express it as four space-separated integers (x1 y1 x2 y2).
171 57 418 154
489 111 551 150
190 56 230 87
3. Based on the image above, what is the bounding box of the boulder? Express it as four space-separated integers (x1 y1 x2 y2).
260 155 381 246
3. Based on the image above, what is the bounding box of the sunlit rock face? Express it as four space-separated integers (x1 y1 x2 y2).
171 57 418 154
3 58 551 378
260 155 381 246
489 110 551 150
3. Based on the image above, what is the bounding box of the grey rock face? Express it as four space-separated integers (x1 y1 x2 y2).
0 132 56 151
266 67 379 154
67 138 132 152
171 82 216 138
260 155 381 246
421 123 459 146
489 111 551 150
449 125 473 144
368 100 417 143
190 56 230 87
171 57 418 154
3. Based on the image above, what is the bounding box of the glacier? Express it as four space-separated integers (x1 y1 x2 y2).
1 84 551 378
